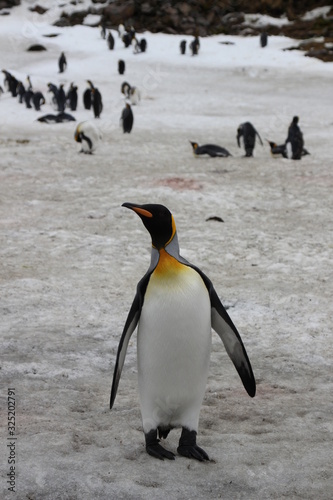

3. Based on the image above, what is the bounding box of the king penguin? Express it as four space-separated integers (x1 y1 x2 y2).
110 203 256 461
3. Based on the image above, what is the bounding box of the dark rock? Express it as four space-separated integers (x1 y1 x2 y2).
103 0 135 25
29 4 48 15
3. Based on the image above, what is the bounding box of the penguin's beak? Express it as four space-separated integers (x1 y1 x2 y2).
122 203 153 218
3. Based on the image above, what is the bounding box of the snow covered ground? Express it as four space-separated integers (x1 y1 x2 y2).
1 3 333 499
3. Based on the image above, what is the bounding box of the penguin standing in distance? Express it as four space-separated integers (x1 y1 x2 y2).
24 76 34 109
110 203 256 461
260 32 268 47
57 84 66 112
118 59 125 75
180 40 186 55
32 91 45 111
121 103 133 133
190 36 200 55
107 30 115 50
285 116 304 160
74 121 101 154
190 141 232 158
58 52 67 73
67 83 78 111
237 122 263 157
17 81 25 103
83 85 92 110
91 87 103 118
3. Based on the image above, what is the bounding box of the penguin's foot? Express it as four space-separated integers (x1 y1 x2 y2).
177 428 210 462
145 429 175 461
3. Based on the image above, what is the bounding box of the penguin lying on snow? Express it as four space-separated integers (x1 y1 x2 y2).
74 121 101 154
266 140 288 158
37 112 75 123
110 203 256 461
190 141 232 157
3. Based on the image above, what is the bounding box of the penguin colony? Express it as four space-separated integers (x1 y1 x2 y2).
111 203 256 461
1 22 313 461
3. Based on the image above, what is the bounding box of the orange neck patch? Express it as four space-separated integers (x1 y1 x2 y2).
154 248 185 278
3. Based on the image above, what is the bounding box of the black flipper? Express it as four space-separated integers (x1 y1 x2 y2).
110 270 152 409
176 257 256 398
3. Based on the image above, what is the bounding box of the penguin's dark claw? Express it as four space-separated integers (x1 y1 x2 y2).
177 444 209 461
145 429 175 460
146 443 176 461
177 428 210 461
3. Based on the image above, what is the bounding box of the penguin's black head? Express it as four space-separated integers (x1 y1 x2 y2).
122 202 175 250
292 116 299 124
190 141 198 150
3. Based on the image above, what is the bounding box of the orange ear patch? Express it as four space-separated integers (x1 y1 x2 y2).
132 207 153 218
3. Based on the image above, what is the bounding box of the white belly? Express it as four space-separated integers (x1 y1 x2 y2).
137 264 211 433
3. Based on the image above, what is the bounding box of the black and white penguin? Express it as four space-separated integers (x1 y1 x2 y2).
37 112 76 123
180 40 186 55
74 121 101 154
100 24 106 40
91 87 103 118
121 103 133 133
140 38 147 53
58 52 67 73
190 141 232 158
2 70 18 97
190 36 200 56
118 59 125 75
266 140 288 158
32 91 45 111
83 86 92 110
121 81 131 98
107 30 115 50
24 76 33 109
260 32 268 48
47 82 63 111
237 122 263 157
67 83 78 111
285 116 304 160
110 203 256 460
58 84 66 112
17 81 25 103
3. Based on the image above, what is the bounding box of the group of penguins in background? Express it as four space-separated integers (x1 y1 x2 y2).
191 117 309 161
1 21 309 159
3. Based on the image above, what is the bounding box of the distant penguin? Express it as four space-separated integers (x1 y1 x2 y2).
190 142 232 158
58 52 67 73
107 31 115 50
260 32 268 48
91 87 103 118
121 81 131 98
100 24 106 40
122 32 132 48
140 38 147 53
285 116 304 160
121 103 133 133
83 86 92 110
2 70 18 97
118 59 125 75
24 75 33 108
37 112 76 123
58 84 66 112
48 82 61 111
74 121 101 154
190 36 200 56
237 122 263 157
17 81 25 103
67 83 78 111
110 202 256 461
180 40 186 55
32 91 45 111
266 140 288 158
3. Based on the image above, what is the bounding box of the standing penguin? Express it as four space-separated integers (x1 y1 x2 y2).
32 91 45 111
237 122 263 157
58 52 67 73
285 116 304 160
110 203 256 460
57 84 66 112
67 83 78 111
83 84 92 110
260 32 268 47
107 31 115 50
17 81 25 103
180 40 186 55
118 59 125 75
91 87 103 118
121 103 133 133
